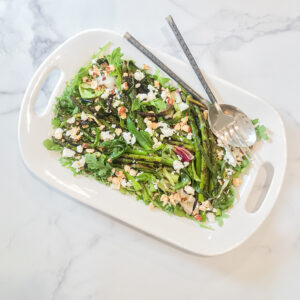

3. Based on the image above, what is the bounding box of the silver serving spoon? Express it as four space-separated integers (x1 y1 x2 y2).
166 15 257 149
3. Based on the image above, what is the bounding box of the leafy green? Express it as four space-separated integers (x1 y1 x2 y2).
85 153 112 180
51 117 61 129
100 139 128 160
149 98 166 111
79 84 103 99
43 139 62 151
153 69 170 87
131 98 141 111
106 47 124 90
252 119 269 141
256 124 269 141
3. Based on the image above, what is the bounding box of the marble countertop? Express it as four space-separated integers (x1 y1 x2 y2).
1 0 299 299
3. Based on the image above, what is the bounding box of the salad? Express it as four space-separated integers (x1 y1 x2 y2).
43 43 268 227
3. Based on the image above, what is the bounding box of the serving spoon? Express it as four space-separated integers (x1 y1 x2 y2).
166 15 256 150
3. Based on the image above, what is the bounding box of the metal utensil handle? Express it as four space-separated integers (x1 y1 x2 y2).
124 32 207 108
166 15 218 106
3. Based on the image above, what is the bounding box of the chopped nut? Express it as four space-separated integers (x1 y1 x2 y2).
124 165 131 173
169 193 181 205
123 72 128 77
203 110 208 120
154 80 160 89
160 194 169 206
129 169 137 177
111 177 121 189
233 177 242 187
194 214 202 221
82 124 89 129
107 176 113 182
122 82 128 91
99 125 105 130
115 170 125 179
82 76 88 83
85 148 95 154
107 158 113 163
181 116 189 125
95 105 101 112
90 80 97 89
142 64 150 70
167 98 174 105
118 106 127 119
115 128 122 136
182 125 191 133
120 113 126 120
149 202 155 210
174 123 181 131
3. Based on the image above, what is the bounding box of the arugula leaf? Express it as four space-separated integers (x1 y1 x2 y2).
252 118 259 125
100 139 128 160
51 117 61 129
85 153 112 180
153 69 170 87
149 98 166 111
43 139 62 151
131 98 141 111
91 42 111 60
256 124 269 141
106 47 124 90
79 84 103 99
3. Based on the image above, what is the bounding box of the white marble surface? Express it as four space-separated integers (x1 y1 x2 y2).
1 0 300 299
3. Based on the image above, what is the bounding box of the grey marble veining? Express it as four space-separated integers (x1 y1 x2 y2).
0 0 300 299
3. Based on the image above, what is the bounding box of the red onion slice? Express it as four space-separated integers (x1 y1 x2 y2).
173 146 194 162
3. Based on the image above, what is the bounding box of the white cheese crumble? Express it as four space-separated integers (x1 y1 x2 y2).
112 100 121 108
152 137 162 149
137 93 148 101
178 102 189 112
206 212 216 223
224 149 237 167
135 83 141 88
157 122 175 137
145 127 154 136
54 128 63 140
81 111 88 121
134 70 145 81
101 89 110 99
161 89 171 102
66 116 75 124
122 132 136 145
62 147 75 158
173 160 184 172
111 124 116 128
71 157 86 172
100 131 115 141
184 185 195 195
186 133 192 140
76 145 83 153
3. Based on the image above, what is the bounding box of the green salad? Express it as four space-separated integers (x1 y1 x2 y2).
43 43 268 227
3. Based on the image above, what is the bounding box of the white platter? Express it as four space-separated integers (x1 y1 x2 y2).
18 29 287 256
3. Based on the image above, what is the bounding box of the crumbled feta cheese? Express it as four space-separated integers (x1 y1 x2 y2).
183 162 189 167
135 83 141 88
186 133 192 140
122 132 136 145
100 131 115 141
173 160 184 172
153 137 162 149
134 70 145 81
77 145 83 153
90 80 97 89
54 128 63 140
206 212 216 223
66 116 75 124
137 93 148 101
81 111 88 121
224 149 237 167
184 185 195 195
71 157 86 172
62 147 75 158
101 89 110 99
111 124 116 128
161 89 171 102
145 127 154 136
112 100 121 108
157 122 174 137
178 102 189 112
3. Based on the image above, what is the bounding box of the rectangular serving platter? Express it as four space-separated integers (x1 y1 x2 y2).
18 29 287 256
